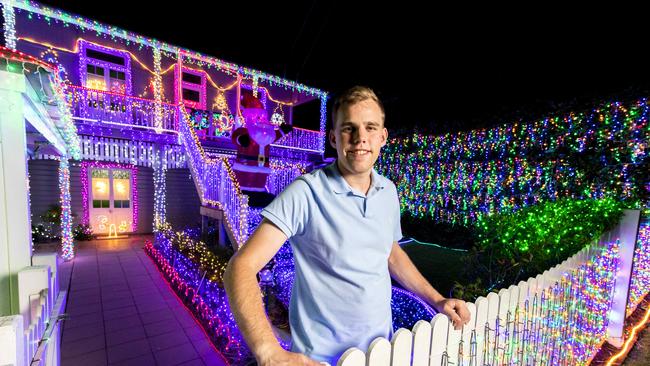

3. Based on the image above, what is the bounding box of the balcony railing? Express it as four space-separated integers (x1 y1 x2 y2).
67 85 325 153
272 126 325 153
67 85 177 132
185 109 325 152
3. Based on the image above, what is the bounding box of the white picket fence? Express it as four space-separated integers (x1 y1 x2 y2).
336 210 645 366
0 253 66 366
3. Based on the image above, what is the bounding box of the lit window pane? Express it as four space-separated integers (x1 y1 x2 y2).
86 73 106 91
113 170 130 201
91 170 110 202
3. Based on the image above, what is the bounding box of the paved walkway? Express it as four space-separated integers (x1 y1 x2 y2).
54 236 229 366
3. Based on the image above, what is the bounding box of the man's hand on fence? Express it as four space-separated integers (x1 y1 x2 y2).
434 298 471 330
256 348 322 366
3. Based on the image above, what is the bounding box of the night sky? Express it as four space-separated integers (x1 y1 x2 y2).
31 1 650 134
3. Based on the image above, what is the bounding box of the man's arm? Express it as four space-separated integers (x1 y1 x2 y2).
223 219 320 366
388 242 471 330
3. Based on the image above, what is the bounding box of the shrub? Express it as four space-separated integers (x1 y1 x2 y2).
453 198 626 301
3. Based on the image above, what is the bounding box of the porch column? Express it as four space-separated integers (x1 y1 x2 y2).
58 158 74 260
0 70 32 315
153 145 167 230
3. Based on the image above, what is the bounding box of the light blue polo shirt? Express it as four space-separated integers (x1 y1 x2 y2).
261 161 402 364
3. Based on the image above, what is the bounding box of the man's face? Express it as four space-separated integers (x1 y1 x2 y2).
329 99 388 177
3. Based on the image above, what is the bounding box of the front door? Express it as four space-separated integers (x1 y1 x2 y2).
89 168 134 235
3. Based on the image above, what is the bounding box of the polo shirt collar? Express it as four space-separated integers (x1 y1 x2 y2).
325 161 386 195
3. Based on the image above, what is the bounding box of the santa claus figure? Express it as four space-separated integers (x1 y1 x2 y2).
231 94 292 193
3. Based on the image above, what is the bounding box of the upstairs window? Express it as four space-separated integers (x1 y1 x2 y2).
175 66 207 110
79 40 132 95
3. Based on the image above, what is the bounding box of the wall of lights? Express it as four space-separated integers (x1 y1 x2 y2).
149 226 439 363
147 226 271 364
378 98 649 225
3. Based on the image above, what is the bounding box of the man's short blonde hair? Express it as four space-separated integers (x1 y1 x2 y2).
332 86 385 128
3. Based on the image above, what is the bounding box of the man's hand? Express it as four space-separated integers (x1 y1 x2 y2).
256 347 323 366
434 298 471 330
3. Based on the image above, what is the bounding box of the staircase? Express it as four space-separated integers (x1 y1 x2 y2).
177 106 312 250
177 107 250 249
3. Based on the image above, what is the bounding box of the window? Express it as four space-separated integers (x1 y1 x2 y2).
91 169 110 208
86 65 107 90
108 70 126 94
109 70 126 80
182 72 202 85
92 200 110 208
87 64 104 76
86 48 126 65
175 66 207 110
183 89 201 102
79 40 131 95
114 200 130 208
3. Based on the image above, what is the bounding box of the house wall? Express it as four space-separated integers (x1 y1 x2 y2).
28 159 155 234
165 168 202 230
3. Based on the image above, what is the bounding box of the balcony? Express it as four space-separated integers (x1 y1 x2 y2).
67 86 324 153
67 85 178 133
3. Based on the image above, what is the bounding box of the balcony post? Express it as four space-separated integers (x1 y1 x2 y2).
0 70 32 316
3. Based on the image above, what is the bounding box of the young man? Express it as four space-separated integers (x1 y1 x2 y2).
224 86 471 366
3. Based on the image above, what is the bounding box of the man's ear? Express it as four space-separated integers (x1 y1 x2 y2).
381 127 388 147
329 129 337 149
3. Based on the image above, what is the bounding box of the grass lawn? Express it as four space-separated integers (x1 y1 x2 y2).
399 240 468 298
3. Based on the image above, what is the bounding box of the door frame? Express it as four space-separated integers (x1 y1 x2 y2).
81 161 138 233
